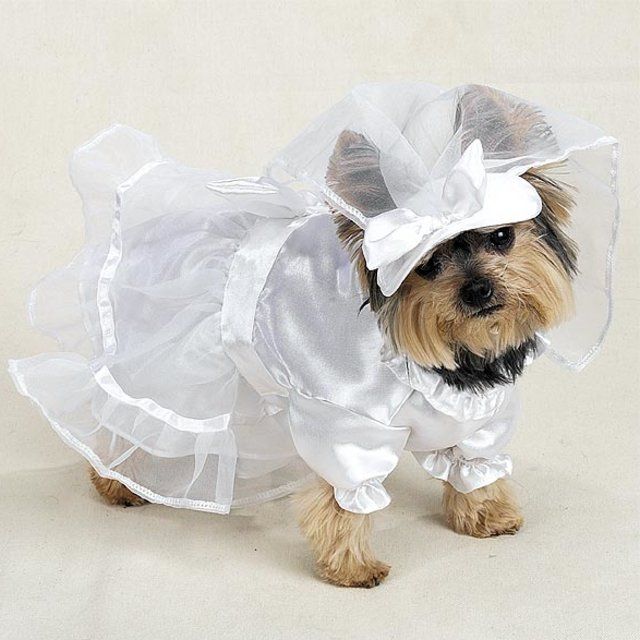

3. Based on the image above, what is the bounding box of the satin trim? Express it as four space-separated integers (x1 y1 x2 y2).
96 159 167 356
221 214 317 397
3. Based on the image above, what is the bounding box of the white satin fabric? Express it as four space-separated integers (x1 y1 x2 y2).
9 124 521 514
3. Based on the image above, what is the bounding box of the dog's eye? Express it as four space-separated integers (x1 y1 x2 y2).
415 254 442 280
487 227 514 252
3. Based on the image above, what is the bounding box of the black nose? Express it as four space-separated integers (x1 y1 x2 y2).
460 277 494 308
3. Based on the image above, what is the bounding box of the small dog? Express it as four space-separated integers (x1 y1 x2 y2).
14 84 615 589
89 89 578 588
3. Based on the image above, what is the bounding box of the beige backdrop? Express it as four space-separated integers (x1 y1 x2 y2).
1 2 638 639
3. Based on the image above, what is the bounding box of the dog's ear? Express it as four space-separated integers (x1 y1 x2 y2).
522 166 578 276
326 130 396 215
327 131 390 310
455 85 553 156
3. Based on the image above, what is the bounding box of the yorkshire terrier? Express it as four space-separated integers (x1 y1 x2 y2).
89 91 577 588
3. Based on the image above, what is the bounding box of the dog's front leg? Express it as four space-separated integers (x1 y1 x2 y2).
294 478 389 588
442 479 523 538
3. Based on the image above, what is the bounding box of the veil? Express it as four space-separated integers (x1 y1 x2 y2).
268 83 619 370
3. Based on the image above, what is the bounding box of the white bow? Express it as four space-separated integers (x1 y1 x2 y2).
362 139 490 296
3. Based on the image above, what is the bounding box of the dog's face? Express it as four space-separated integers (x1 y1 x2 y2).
327 101 578 390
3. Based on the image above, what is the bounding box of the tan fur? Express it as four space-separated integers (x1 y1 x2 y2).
456 85 553 156
293 478 389 588
326 130 395 215
336 208 574 369
89 467 147 507
442 479 523 538
522 164 574 226
390 215 574 368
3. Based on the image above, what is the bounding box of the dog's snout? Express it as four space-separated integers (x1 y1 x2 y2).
460 277 494 308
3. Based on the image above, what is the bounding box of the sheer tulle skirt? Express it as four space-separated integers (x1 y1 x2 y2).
9 125 310 512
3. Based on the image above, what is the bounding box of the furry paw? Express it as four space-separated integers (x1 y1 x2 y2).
89 468 147 507
443 479 523 538
295 478 389 587
319 558 390 588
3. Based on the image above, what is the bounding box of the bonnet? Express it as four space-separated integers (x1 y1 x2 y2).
268 82 619 371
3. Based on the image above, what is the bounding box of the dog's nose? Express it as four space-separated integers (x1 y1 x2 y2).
460 277 494 308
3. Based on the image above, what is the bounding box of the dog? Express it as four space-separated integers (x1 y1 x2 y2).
13 84 615 588
90 88 578 588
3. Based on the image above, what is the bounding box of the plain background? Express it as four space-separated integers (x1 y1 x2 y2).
1 1 638 639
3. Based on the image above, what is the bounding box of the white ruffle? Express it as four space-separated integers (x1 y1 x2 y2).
416 446 512 493
10 124 313 512
382 354 507 422
334 478 391 514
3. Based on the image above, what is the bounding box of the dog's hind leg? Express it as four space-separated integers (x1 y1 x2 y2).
293 477 389 588
88 467 147 507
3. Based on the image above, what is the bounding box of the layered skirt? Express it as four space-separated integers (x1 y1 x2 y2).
9 125 311 512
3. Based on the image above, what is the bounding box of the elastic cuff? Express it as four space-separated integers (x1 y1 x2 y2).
416 447 512 494
333 478 391 514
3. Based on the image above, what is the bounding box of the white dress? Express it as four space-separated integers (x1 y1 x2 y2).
9 125 517 514
9 83 618 515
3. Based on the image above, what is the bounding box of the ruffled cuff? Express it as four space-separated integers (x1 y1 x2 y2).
333 478 391 514
416 447 512 494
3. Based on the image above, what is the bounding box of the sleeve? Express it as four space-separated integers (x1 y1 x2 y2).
287 390 410 514
413 388 520 494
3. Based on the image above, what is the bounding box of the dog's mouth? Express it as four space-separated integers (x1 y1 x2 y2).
472 304 503 318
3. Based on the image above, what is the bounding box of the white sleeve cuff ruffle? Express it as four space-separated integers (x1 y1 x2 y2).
416 447 512 494
334 477 391 514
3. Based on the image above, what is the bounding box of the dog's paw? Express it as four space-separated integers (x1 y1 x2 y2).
454 504 523 538
443 479 523 538
319 558 390 588
89 468 147 507
111 491 148 508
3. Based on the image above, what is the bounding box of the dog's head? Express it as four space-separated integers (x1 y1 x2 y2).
327 89 578 391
